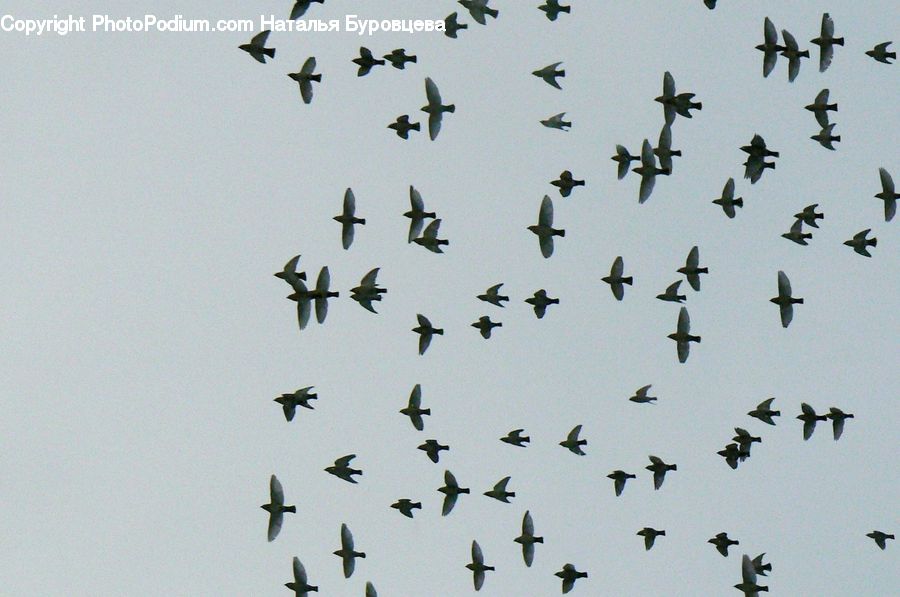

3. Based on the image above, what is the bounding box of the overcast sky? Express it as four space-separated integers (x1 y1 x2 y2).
1 1 897 595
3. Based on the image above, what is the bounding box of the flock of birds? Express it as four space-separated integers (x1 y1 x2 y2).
242 2 897 595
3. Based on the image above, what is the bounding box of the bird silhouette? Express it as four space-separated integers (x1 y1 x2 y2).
826 407 854 440
333 523 365 578
352 47 384 76
459 0 498 25
405 186 436 241
555 563 588 593
656 280 687 303
391 499 422 519
756 17 785 77
532 62 566 89
781 29 810 82
528 195 565 258
418 439 449 463
654 123 682 174
607 470 637 496
350 268 387 314
285 557 317 596
797 403 828 440
501 429 530 447
472 316 502 339
612 145 640 179
239 30 275 63
735 553 768 595
274 386 317 421
413 314 443 355
552 170 585 197
748 398 781 426
444 12 468 38
876 168 898 221
515 510 543 566
810 13 843 72
633 139 670 203
709 532 740 557
713 178 743 218
677 246 708 291
843 229 877 257
289 0 324 20
400 384 430 431
388 115 421 139
465 540 494 591
805 88 837 128
478 283 509 307
413 219 450 253
334 188 365 250
526 289 560 319
484 476 515 503
261 475 296 542
782 219 812 246
560 424 587 455
629 384 657 404
541 112 572 131
421 77 455 140
439 470 470 516
539 0 571 21
646 455 677 490
770 270 803 328
325 454 362 483
601 256 633 301
287 57 321 104
668 307 700 363
637 527 666 550
867 531 895 550
866 41 896 64
384 48 416 69
794 204 824 228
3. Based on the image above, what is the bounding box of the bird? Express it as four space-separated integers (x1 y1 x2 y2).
560 424 587 455
607 470 637 496
732 428 761 459
325 454 362 483
404 186 436 241
751 553 772 576
668 307 700 363
472 316 502 339
350 268 387 314
601 256 633 301
781 29 810 82
289 0 324 20
528 195 565 258
741 134 779 159
261 475 296 542
333 188 365 250
438 470 470 516
400 384 431 431
677 246 708 291
744 155 775 184
612 145 640 179
655 71 702 124
526 289 560 319
287 268 338 329
413 219 449 253
541 112 572 131
713 177 743 218
501 429 530 447
843 229 877 257
735 554 769 595
444 12 468 38
391 499 422 519
333 523 365 579
756 17 785 78
876 167 898 222
484 476 515 503
274 386 318 421
515 510 543 567
551 170 585 197
459 0 498 25
826 407 854 440
413 314 443 355
421 77 455 140
867 531 895 550
239 30 275 63
629 384 657 404
388 115 421 139
384 48 416 69
418 439 449 463
285 557 317 596
646 456 677 490
539 0 571 21
555 563 588 594
709 532 740 557
275 254 307 285
717 443 749 470
656 280 687 303
532 62 566 89
633 139 670 203
352 47 384 76
810 13 843 72
654 123 681 174
637 528 666 551
478 283 509 307
805 89 837 128
797 403 828 440
465 540 494 591
794 204 824 228
287 58 321 105
770 270 803 328
866 41 896 64
782 219 812 246
748 398 781 426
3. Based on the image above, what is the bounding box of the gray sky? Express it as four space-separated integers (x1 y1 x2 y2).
1 1 897 595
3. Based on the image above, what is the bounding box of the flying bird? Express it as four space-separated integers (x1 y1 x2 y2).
526 289 560 319
876 167 898 222
444 12 468 38
275 254 307 286
865 41 896 64
655 71 702 124
646 455 677 490
472 316 502 339
732 428 761 459
438 470 470 516
539 0 571 21
633 139 670 203
867 531 895 550
421 77 455 140
466 540 494 591
612 145 640 179
810 13 843 72
391 499 422 519
287 57 321 104
484 476 515 503
751 553 772 577
478 283 509 307
668 307 700 363
748 398 781 426
794 204 824 228
654 123 681 174
741 135 778 184
350 268 387 314
843 229 877 257
541 112 572 131
333 188 365 250
325 454 362 483
274 386 318 421
532 62 566 89
388 115 421 139
826 407 854 440
405 186 436 241
811 123 841 151
709 532 740 557
286 267 339 329
629 384 657 404
528 195 565 258
637 528 666 551
555 563 588 594
400 384 431 431
677 246 708 291
352 47 385 76
418 439 449 463
384 48 416 69
607 470 637 496
560 424 587 455
656 280 686 303
515 510 543 567
289 0 324 20
285 557 317 596
334 523 365 578
552 170 585 197
459 0 499 25
413 314 444 355
717 443 749 470
781 29 810 82
770 270 803 328
501 429 530 447
782 219 812 246
756 17 785 77
413 219 449 253
735 554 768 595
239 30 275 63
601 256 633 301
262 475 296 542
797 403 828 440
713 177 743 218
805 89 837 128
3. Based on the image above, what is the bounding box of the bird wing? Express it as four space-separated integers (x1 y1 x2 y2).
611 255 624 277
267 510 283 542
539 195 554 227
821 12 834 37
567 424 582 441
763 17 777 45
523 541 535 567
644 533 655 550
341 222 355 250
614 476 625 496
293 557 308 583
301 56 316 75
472 540 484 564
343 554 355 578
522 510 534 535
820 43 834 72
879 167 895 195
425 77 441 106
782 29 798 51
653 469 665 490
335 454 355 467
282 403 296 422
250 30 271 47
420 219 440 240
428 111 442 141
723 177 735 198
677 340 689 363
417 313 431 328
494 476 510 492
299 80 313 105
777 270 791 298
611 282 624 301
270 475 284 504
665 280 682 295
409 185 425 211
366 581 377 597
409 384 422 408
687 245 699 268
854 228 871 241
341 523 354 550
677 306 690 334
662 71 675 97
360 268 379 288
759 397 775 410
315 266 331 293
742 554 757 584
290 1 311 20
418 331 432 355
802 419 815 440
638 170 656 204
297 296 311 330
832 416 845 440
658 123 673 152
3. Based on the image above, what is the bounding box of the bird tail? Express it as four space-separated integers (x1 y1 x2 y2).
888 52 898 59
794 298 804 304
834 37 845 46
460 488 470 494
486 8 499 17
800 50 810 57
264 48 276 58
623 277 633 285
284 505 297 513
558 70 566 77
692 336 701 344
446 104 456 113
734 198 744 207
359 218 367 225
535 537 545 543
556 230 566 237
434 328 445 335
412 123 421 131
694 102 703 110
868 238 878 247
550 298 560 305
439 239 449 246
311 74 322 82
422 408 431 415
410 56 418 63
833 135 841 142
699 267 709 273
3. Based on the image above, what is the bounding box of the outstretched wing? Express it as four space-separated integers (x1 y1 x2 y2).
250 30 271 47
270 475 284 504
677 306 690 335
539 195 554 227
